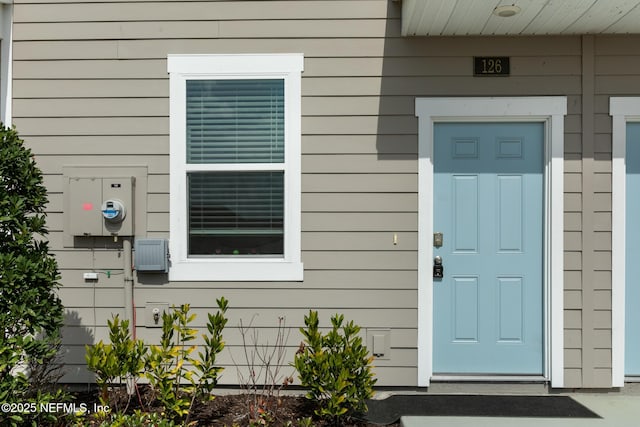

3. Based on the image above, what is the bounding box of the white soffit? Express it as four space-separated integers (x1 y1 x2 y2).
401 0 640 36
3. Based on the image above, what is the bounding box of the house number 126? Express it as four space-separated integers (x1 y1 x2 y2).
481 58 502 73
474 57 510 76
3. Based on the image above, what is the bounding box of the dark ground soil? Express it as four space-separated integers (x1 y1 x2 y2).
72 386 400 427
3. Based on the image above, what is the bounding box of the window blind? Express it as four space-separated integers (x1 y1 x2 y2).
186 79 285 164
188 171 284 255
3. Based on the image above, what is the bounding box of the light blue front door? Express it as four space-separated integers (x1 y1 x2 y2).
626 122 640 376
433 122 544 374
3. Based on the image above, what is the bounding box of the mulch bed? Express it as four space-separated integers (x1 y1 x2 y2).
71 386 398 426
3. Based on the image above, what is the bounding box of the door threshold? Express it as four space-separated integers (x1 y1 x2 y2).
431 375 547 383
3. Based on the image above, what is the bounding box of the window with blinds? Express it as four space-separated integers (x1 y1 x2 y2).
186 79 285 256
188 171 284 255
186 79 284 164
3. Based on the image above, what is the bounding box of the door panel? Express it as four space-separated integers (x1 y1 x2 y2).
453 175 478 252
433 122 544 375
626 122 640 375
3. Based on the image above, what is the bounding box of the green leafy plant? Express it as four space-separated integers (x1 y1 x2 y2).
85 315 147 412
0 125 67 426
144 297 229 423
296 416 314 427
293 311 377 425
84 409 178 427
193 296 229 401
84 298 228 424
144 306 195 420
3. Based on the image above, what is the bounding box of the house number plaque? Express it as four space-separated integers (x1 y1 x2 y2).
474 57 510 76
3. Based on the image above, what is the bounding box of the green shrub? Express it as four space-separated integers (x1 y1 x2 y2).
194 296 228 402
86 297 228 424
73 409 178 427
144 297 228 423
0 125 67 426
144 304 198 420
85 315 147 412
293 311 377 424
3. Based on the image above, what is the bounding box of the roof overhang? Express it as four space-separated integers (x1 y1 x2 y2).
401 0 640 36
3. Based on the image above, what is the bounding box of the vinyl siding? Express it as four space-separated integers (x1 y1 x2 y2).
11 0 625 388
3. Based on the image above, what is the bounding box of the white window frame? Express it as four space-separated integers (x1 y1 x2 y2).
415 97 566 387
610 97 640 387
0 2 13 125
167 54 304 281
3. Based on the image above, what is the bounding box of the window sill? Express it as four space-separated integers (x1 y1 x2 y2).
168 259 303 282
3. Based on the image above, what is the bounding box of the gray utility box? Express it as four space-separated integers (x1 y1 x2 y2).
134 239 169 273
67 176 134 236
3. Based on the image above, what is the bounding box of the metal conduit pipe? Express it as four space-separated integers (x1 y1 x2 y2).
123 238 134 335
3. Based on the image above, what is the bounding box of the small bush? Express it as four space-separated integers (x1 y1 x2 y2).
144 297 228 423
85 315 147 412
86 297 228 424
293 311 377 425
68 409 178 427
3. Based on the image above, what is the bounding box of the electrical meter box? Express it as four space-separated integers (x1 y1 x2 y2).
67 176 134 236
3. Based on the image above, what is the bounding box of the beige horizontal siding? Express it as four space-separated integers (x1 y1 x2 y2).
13 76 582 99
63 307 417 330
12 56 579 79
302 212 417 231
27 136 169 155
303 193 418 212
303 174 417 193
14 59 167 79
35 155 167 175
565 193 582 212
137 288 417 310
14 98 169 117
13 1 392 22
13 79 167 98
66 325 417 352
13 37 585 62
29 134 419 157
302 154 416 173
302 232 417 251
306 76 583 96
13 19 391 40
304 135 417 155
14 117 168 135
54 267 418 291
596 55 640 75
13 0 628 388
303 251 416 270
58 287 125 308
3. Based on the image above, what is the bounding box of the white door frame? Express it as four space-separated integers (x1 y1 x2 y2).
610 97 640 387
415 97 566 388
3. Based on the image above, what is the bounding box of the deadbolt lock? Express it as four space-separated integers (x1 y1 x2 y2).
433 255 444 279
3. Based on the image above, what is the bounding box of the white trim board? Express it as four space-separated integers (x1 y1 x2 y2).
0 3 12 125
167 53 304 281
610 97 640 387
415 97 566 388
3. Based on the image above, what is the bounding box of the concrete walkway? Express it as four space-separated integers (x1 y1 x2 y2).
401 393 640 427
